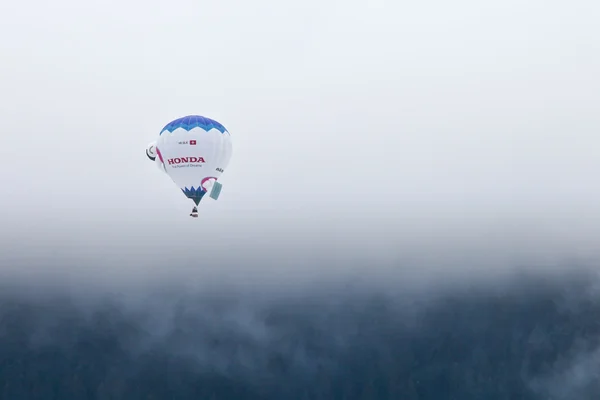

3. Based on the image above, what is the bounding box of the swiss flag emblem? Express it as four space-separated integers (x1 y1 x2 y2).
190 140 196 145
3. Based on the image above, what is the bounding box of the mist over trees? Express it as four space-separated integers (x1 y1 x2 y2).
0 267 599 399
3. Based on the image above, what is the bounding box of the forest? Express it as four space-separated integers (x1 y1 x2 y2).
0 268 599 399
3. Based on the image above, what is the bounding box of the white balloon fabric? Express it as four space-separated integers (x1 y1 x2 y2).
145 141 167 173
145 141 157 161
153 115 233 206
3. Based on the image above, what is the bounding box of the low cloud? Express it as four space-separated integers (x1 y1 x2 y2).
0 258 599 399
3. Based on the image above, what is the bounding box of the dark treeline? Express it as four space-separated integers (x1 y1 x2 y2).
1 269 599 399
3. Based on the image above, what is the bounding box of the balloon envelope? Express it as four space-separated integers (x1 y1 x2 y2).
154 115 233 205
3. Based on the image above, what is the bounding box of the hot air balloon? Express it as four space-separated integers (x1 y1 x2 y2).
146 115 233 217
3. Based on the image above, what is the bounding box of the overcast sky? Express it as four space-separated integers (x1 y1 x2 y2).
1 0 599 284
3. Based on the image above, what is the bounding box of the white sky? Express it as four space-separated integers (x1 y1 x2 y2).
1 0 599 282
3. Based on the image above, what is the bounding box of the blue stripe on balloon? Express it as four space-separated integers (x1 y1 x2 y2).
160 115 227 135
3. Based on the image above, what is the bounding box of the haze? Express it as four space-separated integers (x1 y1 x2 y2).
1 0 599 286
3 2 600 399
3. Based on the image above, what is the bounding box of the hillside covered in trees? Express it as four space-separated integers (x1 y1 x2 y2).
0 268 599 399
